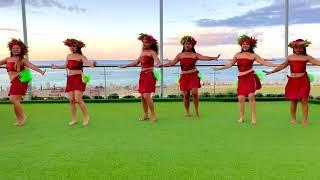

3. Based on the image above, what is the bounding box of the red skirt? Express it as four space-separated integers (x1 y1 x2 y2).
179 71 201 92
65 74 86 92
8 76 28 96
285 74 310 100
139 70 156 93
237 72 261 96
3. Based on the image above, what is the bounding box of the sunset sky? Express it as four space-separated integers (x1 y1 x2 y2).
0 0 319 61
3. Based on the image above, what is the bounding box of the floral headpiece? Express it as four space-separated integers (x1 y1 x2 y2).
237 34 257 48
180 35 197 46
63 38 86 48
288 39 311 48
138 33 158 44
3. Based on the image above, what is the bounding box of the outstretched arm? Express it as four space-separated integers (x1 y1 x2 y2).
0 58 7 66
263 59 289 75
23 60 45 75
151 51 162 67
307 55 320 66
161 55 180 67
82 56 96 67
119 58 140 68
213 55 237 71
51 59 67 69
254 54 278 67
196 53 221 61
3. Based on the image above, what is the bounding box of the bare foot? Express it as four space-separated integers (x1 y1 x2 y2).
68 119 78 126
303 120 309 126
251 120 256 125
195 112 200 119
139 115 149 121
83 116 90 127
291 120 297 125
151 114 156 123
185 112 190 117
17 116 27 126
238 118 244 123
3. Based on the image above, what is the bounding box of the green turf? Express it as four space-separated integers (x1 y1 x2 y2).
1 102 320 180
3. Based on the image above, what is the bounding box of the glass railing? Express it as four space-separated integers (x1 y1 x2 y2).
1 64 320 99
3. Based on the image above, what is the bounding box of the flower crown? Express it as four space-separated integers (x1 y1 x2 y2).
63 38 86 48
8 38 28 55
237 34 257 48
138 33 158 44
180 35 197 45
288 39 311 48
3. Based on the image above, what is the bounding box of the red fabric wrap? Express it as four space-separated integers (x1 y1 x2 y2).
237 72 261 96
140 56 154 69
67 60 83 70
8 76 28 96
237 58 253 72
65 74 86 92
285 74 310 100
138 70 156 93
289 60 307 73
179 71 201 91
180 57 197 71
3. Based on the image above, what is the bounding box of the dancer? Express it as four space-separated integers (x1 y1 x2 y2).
0 38 45 126
119 33 161 122
51 38 95 126
214 35 278 124
161 36 220 118
264 39 320 126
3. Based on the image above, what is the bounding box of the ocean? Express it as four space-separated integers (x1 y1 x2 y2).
1 59 320 89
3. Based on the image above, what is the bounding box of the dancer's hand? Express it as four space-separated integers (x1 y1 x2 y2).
156 64 164 68
41 70 46 75
92 61 97 67
212 67 220 71
263 70 272 75
216 54 221 60
119 65 127 68
51 64 57 69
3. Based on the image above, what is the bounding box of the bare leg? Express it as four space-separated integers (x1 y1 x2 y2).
191 88 200 118
248 93 256 125
10 95 26 126
144 93 156 122
140 93 149 120
183 91 191 117
74 91 89 126
301 98 309 126
67 92 77 125
290 100 298 125
238 95 245 123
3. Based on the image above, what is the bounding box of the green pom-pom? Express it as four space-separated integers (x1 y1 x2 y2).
19 69 32 82
255 71 266 81
175 76 180 84
308 73 316 83
153 70 161 81
198 72 203 79
82 74 91 84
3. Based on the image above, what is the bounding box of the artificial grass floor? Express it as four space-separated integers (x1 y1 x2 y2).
1 102 320 180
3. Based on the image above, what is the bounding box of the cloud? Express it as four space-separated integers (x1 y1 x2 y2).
0 28 19 32
0 0 15 7
165 30 263 46
0 0 86 13
196 0 320 27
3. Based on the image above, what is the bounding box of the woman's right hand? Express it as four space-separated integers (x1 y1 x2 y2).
51 64 57 69
263 70 272 75
118 65 127 68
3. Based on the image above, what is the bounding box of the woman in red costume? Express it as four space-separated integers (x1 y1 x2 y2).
214 35 278 124
0 38 45 126
161 36 220 118
264 39 320 126
51 38 96 126
119 33 161 122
